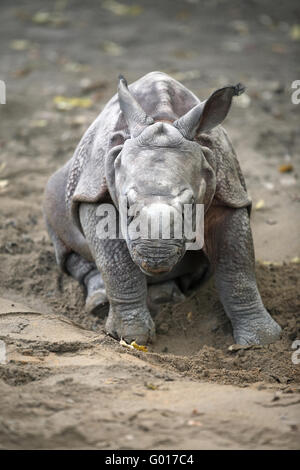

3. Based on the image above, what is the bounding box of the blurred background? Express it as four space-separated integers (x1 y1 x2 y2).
0 0 299 264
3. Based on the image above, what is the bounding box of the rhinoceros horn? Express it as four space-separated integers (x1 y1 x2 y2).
118 75 154 137
173 83 245 140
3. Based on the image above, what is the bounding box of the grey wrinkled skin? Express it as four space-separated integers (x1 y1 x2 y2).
43 71 281 345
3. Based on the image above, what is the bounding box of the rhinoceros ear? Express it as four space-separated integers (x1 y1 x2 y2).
173 83 245 140
118 75 154 138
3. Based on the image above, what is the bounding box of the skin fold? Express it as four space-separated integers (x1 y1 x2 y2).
43 71 281 345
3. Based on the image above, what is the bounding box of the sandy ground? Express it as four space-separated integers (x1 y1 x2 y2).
0 0 300 450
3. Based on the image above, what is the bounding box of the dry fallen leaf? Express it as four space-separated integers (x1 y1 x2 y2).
290 24 300 41
53 96 92 110
119 339 134 349
145 382 158 390
64 62 89 73
30 119 48 128
257 260 281 266
102 0 143 16
32 11 68 26
100 40 125 56
130 341 148 352
278 164 293 173
230 20 249 35
10 39 31 51
32 11 51 23
187 419 203 427
104 378 116 384
186 311 193 322
228 344 262 352
0 180 9 192
119 339 147 352
255 199 265 210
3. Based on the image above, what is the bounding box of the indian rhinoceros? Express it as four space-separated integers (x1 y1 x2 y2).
43 71 281 345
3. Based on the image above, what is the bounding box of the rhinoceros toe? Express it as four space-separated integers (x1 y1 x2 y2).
105 308 156 345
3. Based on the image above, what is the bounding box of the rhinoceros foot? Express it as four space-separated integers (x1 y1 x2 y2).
85 289 109 317
233 310 282 346
105 307 156 345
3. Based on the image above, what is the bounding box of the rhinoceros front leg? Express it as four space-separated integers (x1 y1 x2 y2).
79 202 155 344
211 207 282 345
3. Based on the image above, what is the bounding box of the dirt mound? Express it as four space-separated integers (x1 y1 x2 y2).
1 236 299 389
146 263 300 387
0 272 299 449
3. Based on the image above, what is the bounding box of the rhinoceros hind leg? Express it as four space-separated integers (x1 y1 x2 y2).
84 270 108 317
147 280 185 315
65 253 108 316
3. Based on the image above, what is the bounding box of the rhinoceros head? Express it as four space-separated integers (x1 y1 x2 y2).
108 75 244 276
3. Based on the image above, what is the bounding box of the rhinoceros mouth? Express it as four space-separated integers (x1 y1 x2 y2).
129 240 185 276
140 262 171 275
